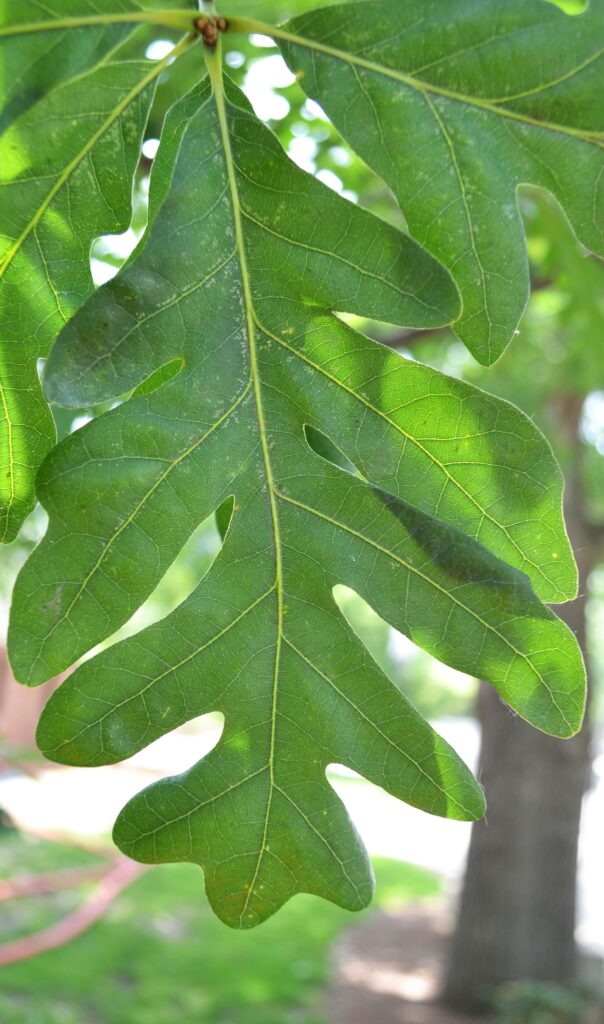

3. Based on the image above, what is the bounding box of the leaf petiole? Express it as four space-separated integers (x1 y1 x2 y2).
0 10 199 38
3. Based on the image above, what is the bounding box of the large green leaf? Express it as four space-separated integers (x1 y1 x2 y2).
0 16 124 133
0 1 196 131
231 0 604 364
9 67 584 928
0 15 198 543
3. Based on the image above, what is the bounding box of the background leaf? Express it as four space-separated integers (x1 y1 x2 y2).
262 0 604 363
0 1 198 542
0 1 196 131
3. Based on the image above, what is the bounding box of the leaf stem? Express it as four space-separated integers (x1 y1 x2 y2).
0 10 198 38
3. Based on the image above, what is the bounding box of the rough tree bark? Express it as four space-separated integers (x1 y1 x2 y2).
444 394 600 1011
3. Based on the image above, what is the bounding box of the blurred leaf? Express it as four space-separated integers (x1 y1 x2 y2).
493 981 594 1024
225 0 343 19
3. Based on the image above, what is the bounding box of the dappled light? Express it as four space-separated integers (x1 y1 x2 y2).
0 1 603 1020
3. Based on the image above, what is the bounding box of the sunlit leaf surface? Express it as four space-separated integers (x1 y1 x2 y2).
10 70 584 927
2 0 594 929
0 0 200 540
257 0 604 363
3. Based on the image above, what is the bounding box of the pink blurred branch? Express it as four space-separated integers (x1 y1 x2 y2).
0 862 110 901
0 857 148 967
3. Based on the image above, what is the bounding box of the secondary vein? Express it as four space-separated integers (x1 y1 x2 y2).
227 17 604 147
256 315 557 599
0 36 193 281
275 487 573 734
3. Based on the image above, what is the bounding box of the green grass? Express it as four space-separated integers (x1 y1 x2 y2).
0 831 439 1024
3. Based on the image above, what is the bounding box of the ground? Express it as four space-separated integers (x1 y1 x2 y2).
0 831 439 1024
326 904 475 1024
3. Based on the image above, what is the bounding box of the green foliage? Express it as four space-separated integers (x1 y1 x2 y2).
413 191 604 719
463 194 604 414
336 586 477 719
0 1 200 542
266 0 604 363
2 0 601 927
0 833 437 1024
492 981 598 1024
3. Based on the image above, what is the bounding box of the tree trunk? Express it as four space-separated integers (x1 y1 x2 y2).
444 395 599 1011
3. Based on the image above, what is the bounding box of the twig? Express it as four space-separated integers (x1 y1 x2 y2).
377 325 449 350
0 857 148 967
376 277 554 350
0 862 110 901
13 825 114 857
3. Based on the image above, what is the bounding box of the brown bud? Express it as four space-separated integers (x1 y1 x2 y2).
195 16 209 32
217 17 228 32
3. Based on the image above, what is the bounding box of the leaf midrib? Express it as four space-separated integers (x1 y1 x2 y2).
228 17 604 147
46 595 476 818
4 10 602 144
206 53 285 927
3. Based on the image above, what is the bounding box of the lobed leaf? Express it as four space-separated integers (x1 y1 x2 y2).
0 0 130 131
0 9 199 542
9 70 585 927
252 0 604 363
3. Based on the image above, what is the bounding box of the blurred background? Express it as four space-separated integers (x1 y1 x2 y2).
1 2 603 1021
